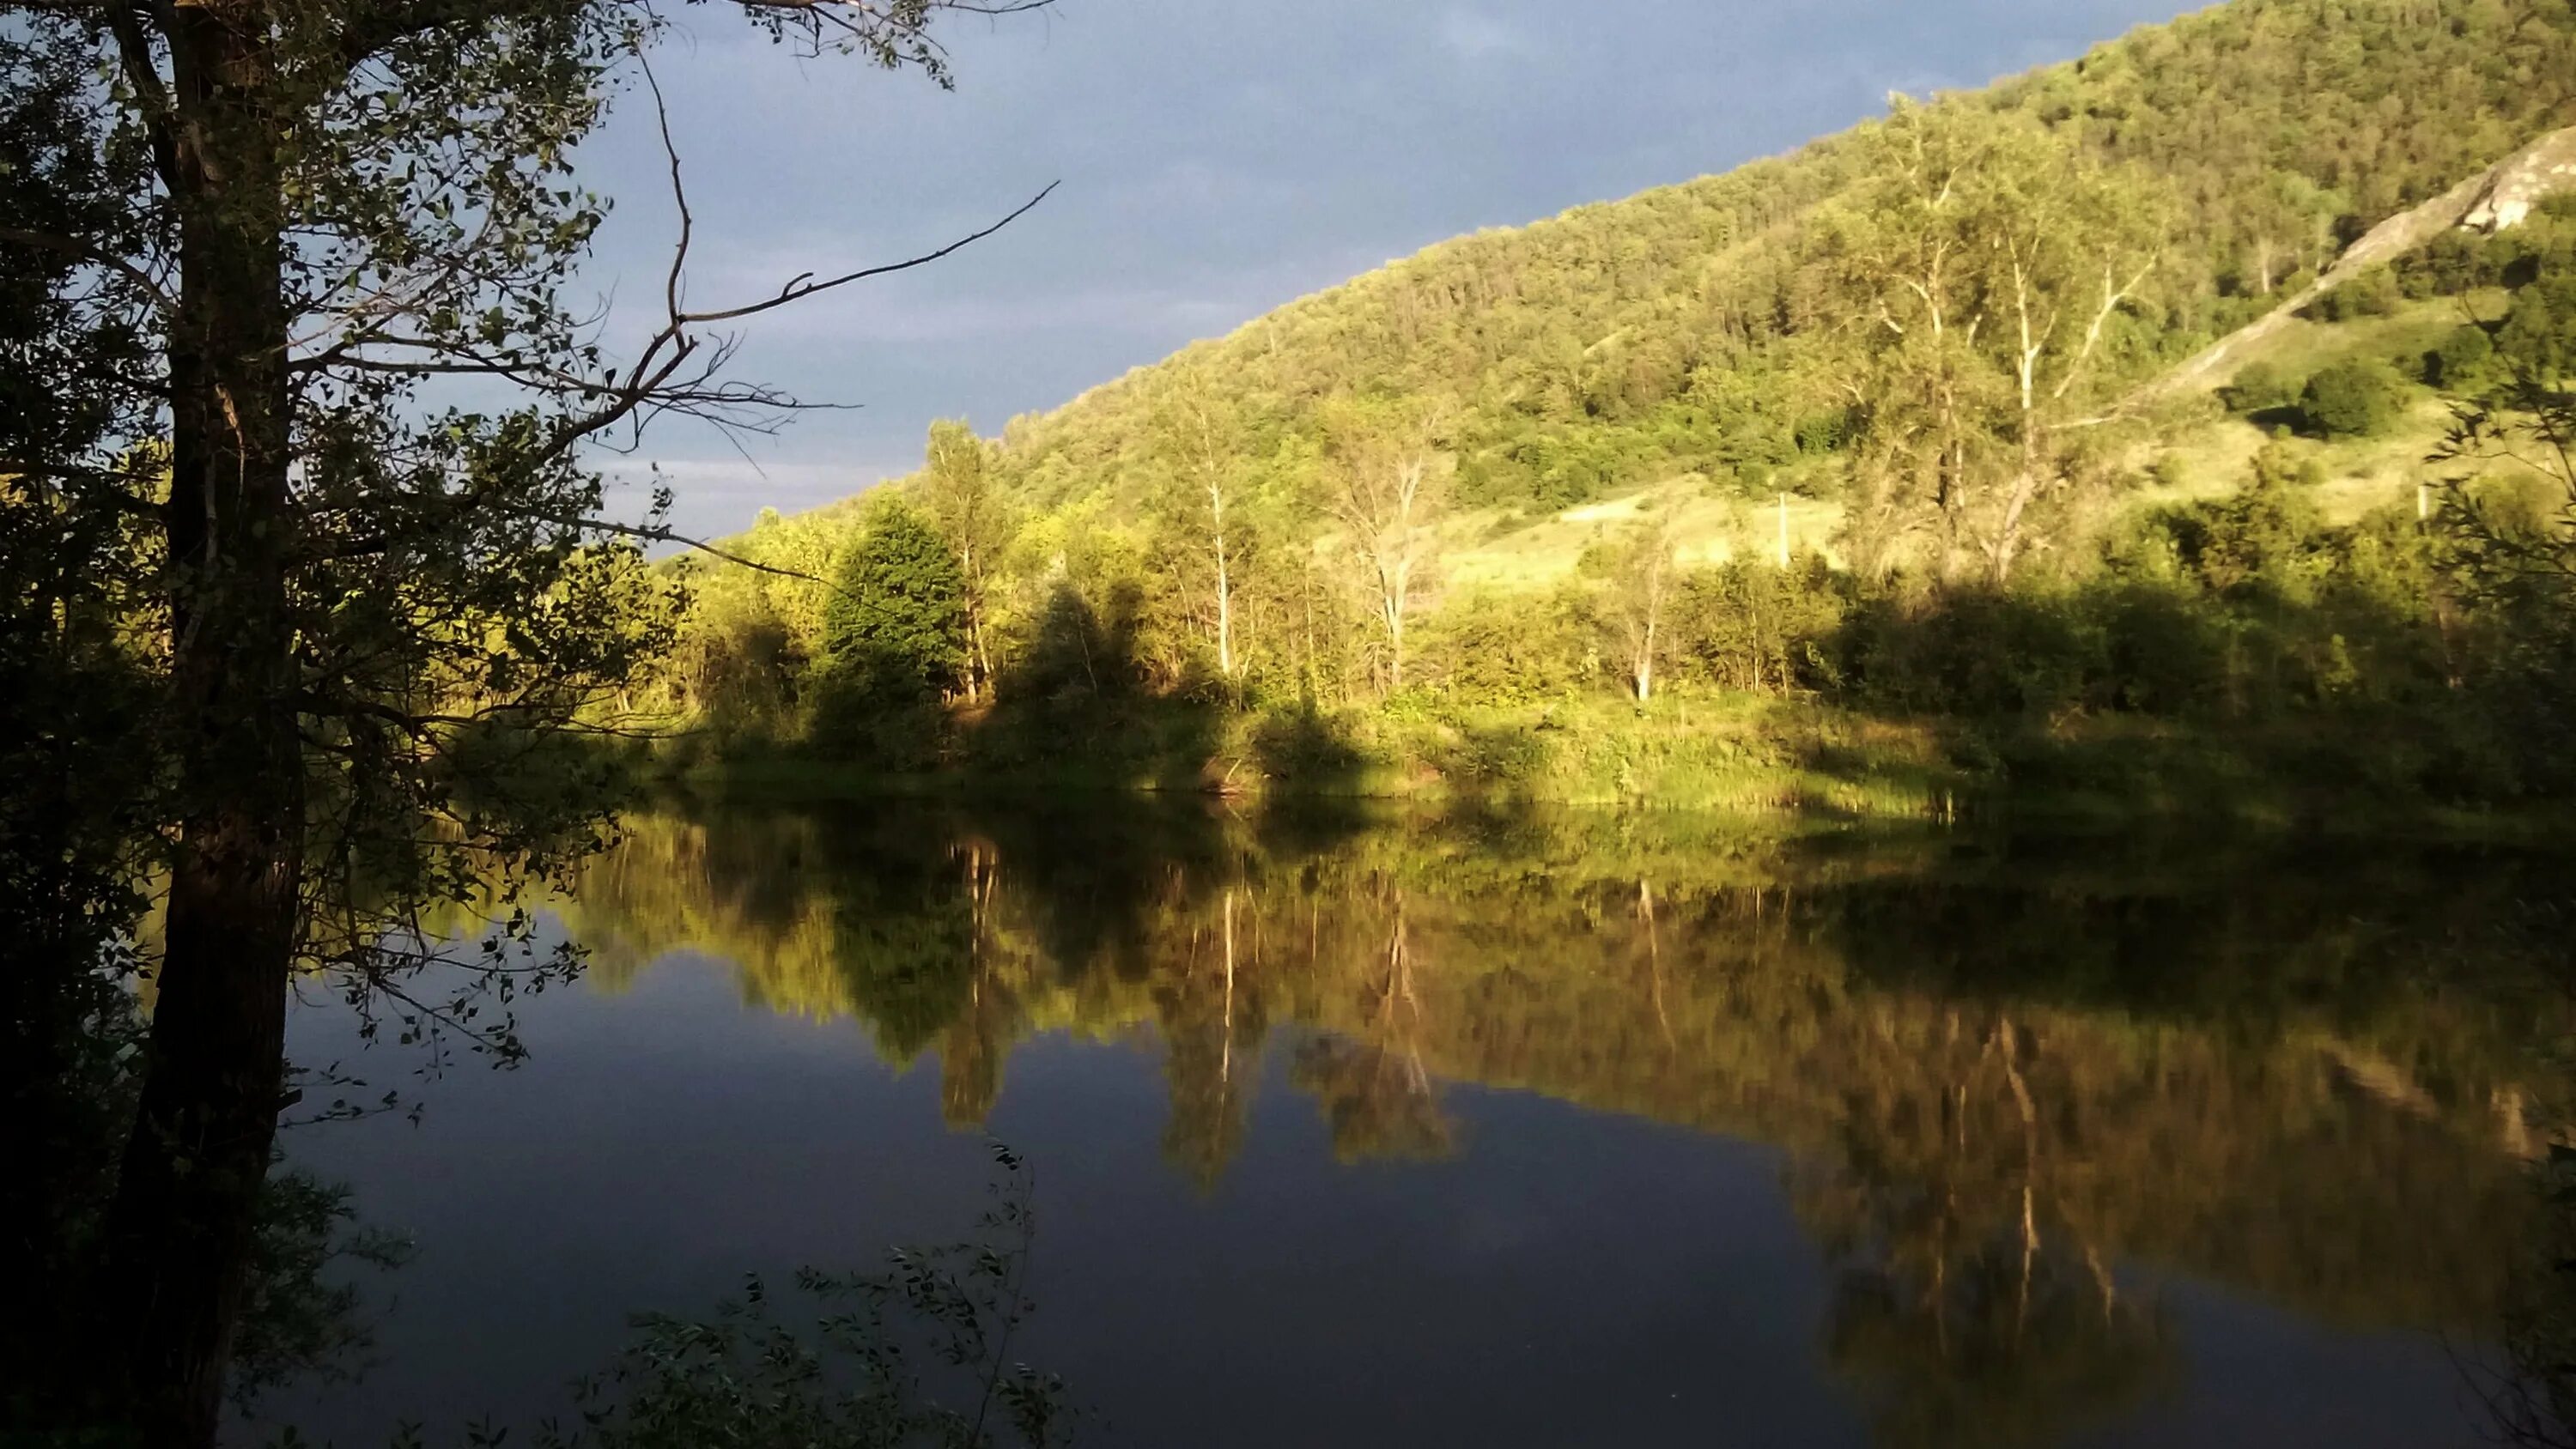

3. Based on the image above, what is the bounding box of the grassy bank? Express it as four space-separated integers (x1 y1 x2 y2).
635 692 2571 840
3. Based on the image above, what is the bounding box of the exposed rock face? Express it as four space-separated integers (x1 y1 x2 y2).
2463 127 2576 233
2151 124 2576 396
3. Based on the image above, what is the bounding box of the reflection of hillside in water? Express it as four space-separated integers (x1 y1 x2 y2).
560 800 2563 1433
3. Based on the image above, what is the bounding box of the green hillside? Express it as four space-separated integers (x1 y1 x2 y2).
649 0 2576 821
980 0 2575 520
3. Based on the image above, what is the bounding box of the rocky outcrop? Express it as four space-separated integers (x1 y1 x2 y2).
2464 126 2576 233
2149 124 2576 397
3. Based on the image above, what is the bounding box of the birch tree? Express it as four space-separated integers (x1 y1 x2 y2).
920 418 1012 701
1592 513 1678 702
1155 363 1249 681
1825 99 2166 583
1325 399 1447 694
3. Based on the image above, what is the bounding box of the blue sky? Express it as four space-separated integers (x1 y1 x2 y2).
591 0 2206 537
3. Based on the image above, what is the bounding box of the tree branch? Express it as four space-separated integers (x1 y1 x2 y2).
677 180 1058 325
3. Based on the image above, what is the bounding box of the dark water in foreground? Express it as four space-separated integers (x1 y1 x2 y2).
255 800 2569 1447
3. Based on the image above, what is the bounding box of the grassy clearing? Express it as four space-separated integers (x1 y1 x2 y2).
1446 295 2494 592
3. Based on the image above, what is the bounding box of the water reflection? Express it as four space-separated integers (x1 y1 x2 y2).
555 798 2562 1444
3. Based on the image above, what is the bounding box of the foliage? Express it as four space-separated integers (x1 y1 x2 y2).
2303 264 2401 322
920 420 1016 702
228 1169 415 1414
2429 324 2500 391
0 0 1029 1440
2298 356 2411 438
1675 556 1850 695
2429 366 2576 797
523 1145 1071 1449
644 0 2576 756
821 500 972 706
2219 358 2300 415
957 0 2575 533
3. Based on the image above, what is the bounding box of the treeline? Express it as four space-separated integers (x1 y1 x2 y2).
650 188 2576 809
636 0 2576 815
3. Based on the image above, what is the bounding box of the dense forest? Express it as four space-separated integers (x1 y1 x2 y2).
653 0 2576 817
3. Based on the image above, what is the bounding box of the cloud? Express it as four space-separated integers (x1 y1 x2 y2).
1436 9 1539 62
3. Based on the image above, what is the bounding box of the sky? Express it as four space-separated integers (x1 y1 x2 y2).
586 0 2208 538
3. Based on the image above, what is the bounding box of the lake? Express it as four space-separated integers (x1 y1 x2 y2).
252 797 2569 1447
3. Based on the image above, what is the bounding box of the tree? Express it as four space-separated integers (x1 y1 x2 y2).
2496 277 2576 385
1154 362 1250 682
2234 170 2342 297
822 498 972 707
1822 99 2166 584
2220 359 2299 415
0 2 1045 1440
1590 514 1678 702
2427 326 2497 392
1324 398 1447 693
2300 357 2409 439
921 419 1012 701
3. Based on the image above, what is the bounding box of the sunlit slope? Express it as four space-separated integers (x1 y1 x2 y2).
922 0 2576 538
1431 290 2502 589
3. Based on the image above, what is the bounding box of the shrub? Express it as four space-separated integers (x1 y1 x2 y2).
2496 276 2576 381
2089 583 2227 714
1835 589 2104 718
2397 233 2485 298
2426 324 2495 391
2298 357 2409 438
2305 265 2401 321
2219 360 2299 415
1674 557 1848 694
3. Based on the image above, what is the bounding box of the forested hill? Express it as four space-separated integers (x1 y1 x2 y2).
965 0 2576 520
661 0 2576 816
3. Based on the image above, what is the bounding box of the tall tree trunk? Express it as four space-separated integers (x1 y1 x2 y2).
98 14 303 1446
1209 484 1234 679
1383 590 1404 692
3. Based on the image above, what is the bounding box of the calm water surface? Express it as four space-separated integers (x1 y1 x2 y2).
254 801 2566 1447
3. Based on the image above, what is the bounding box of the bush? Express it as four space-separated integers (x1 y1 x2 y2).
2219 360 2299 415
2397 233 2484 298
1674 557 1848 694
1419 587 1588 704
2425 324 2495 391
2496 276 2576 381
2089 583 2227 714
1835 589 2105 718
2305 265 2401 321
2297 357 2409 438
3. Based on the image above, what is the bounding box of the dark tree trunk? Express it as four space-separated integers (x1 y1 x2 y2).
96 10 302 1445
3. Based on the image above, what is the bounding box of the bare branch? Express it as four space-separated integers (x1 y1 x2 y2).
678 180 1059 325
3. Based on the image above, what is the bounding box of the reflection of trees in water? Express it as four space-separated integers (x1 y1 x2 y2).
1156 885 1266 1189
1289 881 1453 1164
1793 1009 2176 1447
559 804 2567 1369
1820 1217 2171 1449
